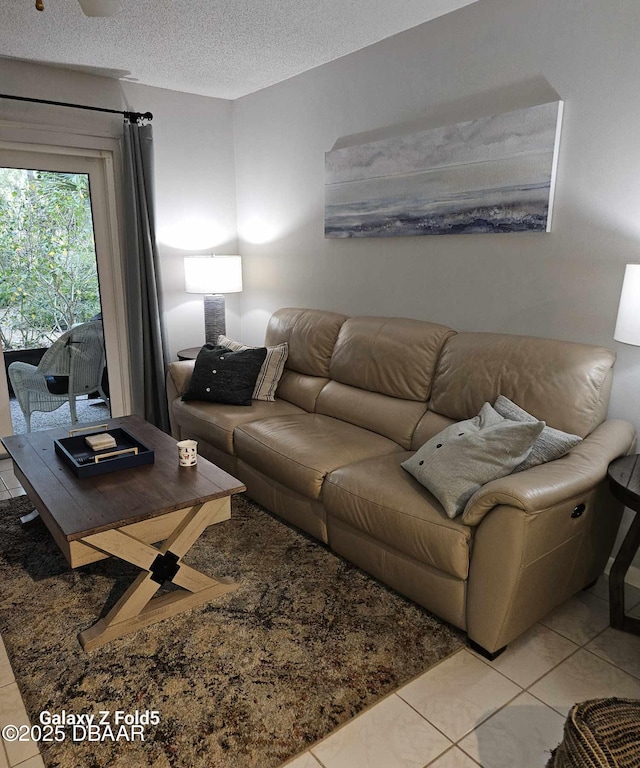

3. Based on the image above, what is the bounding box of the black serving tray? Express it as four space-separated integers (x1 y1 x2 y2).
54 427 155 478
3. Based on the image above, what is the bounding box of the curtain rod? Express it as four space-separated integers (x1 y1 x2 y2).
0 93 152 123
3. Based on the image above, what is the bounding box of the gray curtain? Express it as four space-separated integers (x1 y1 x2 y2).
122 121 170 432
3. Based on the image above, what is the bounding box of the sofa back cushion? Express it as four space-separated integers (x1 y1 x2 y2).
265 308 348 411
266 308 347 377
316 381 429 448
429 333 615 438
273 369 328 413
328 316 455 400
316 316 455 448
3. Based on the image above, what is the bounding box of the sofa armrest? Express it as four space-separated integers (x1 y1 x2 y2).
166 360 195 401
462 419 636 527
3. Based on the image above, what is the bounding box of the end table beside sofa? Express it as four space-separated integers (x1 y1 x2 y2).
177 347 201 361
166 308 636 658
607 455 640 636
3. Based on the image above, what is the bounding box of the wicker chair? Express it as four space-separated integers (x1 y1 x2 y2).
8 320 109 432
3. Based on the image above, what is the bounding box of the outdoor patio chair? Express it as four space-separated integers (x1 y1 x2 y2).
8 320 109 432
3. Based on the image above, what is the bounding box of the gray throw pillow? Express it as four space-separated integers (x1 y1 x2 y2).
402 402 544 519
493 395 582 472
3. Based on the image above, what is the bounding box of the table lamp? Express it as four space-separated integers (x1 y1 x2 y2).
614 264 640 345
184 255 243 343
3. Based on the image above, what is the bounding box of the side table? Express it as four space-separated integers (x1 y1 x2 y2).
177 346 201 361
607 454 640 635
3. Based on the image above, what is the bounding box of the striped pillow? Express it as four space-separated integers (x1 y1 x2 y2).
217 335 288 402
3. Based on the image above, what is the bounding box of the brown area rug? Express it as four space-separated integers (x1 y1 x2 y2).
0 494 464 768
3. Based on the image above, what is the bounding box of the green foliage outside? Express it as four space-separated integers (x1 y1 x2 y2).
0 168 101 350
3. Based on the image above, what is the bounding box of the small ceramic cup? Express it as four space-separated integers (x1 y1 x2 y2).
177 439 198 467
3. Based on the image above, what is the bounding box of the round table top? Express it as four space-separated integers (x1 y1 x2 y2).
177 346 202 361
608 454 640 507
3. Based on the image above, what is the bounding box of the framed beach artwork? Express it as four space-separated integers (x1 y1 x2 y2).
324 101 563 238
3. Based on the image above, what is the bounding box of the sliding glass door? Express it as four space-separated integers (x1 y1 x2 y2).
0 146 130 440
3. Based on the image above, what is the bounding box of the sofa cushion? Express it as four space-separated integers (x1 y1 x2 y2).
430 332 615 438
171 397 305 455
328 316 455 400
411 410 456 450
314 316 453 448
265 308 347 377
273 369 330 412
324 453 472 580
234 414 404 500
316 381 428 449
494 395 582 471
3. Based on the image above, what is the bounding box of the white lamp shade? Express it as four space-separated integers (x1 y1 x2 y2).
78 0 123 16
614 264 640 346
184 256 243 295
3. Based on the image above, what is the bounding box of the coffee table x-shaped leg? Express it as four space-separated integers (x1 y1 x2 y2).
77 498 238 651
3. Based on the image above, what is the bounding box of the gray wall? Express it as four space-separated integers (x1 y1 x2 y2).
232 0 640 574
233 0 640 439
120 83 239 357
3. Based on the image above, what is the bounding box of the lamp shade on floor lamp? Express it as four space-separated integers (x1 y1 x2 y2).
184 256 243 343
615 264 640 346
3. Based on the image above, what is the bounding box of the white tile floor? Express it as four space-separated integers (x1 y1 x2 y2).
0 459 24 502
283 572 640 768
1 455 639 768
291 647 562 768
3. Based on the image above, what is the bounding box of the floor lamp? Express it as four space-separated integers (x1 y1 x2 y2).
184 256 243 343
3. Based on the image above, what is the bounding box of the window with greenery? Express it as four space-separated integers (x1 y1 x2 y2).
0 168 101 350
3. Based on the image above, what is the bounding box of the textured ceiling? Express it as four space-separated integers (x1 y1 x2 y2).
0 0 477 100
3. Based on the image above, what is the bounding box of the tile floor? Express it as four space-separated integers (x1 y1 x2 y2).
0 459 24 502
283 582 640 768
0 455 639 768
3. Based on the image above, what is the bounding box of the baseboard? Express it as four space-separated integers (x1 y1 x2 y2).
605 557 640 589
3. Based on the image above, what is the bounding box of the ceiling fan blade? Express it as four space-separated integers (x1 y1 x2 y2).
77 0 123 17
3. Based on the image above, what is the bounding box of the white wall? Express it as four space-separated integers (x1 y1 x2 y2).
0 58 238 360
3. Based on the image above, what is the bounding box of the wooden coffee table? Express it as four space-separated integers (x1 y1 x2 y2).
1 415 246 651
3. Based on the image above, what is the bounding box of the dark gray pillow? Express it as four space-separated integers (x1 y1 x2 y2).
493 395 582 471
182 344 267 406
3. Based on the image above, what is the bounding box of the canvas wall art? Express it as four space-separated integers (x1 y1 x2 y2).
324 101 563 238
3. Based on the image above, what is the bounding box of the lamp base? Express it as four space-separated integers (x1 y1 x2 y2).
204 294 226 344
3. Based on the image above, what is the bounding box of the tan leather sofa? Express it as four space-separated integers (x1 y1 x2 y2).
167 308 636 657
